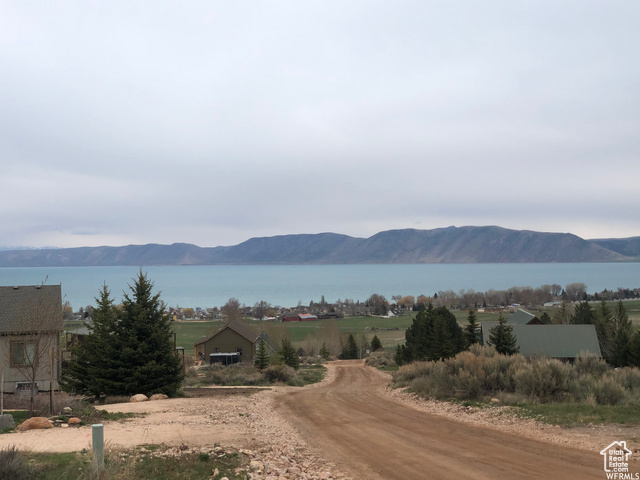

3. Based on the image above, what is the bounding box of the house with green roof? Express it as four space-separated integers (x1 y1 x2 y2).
481 323 602 361
506 309 543 325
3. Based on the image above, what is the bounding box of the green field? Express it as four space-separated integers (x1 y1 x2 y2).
63 299 640 354
171 316 415 352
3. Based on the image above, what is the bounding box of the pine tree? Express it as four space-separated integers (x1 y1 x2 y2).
593 298 611 356
279 338 299 369
117 272 184 396
464 310 479 347
571 301 594 324
319 342 331 360
370 335 382 352
61 284 120 399
340 334 359 359
606 301 632 367
63 274 184 397
552 301 573 324
255 338 270 370
402 304 465 362
539 312 552 325
488 313 519 355
628 328 640 368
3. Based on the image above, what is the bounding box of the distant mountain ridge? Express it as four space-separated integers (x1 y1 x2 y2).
0 226 637 267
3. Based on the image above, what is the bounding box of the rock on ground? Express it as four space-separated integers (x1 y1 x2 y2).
16 417 53 431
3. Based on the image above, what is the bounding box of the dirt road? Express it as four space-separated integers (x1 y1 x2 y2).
276 360 604 480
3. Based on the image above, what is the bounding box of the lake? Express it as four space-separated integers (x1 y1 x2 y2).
0 263 638 310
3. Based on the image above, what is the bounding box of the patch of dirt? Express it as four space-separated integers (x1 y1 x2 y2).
183 387 271 397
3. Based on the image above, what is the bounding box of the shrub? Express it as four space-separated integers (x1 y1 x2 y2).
391 345 640 407
202 363 263 386
513 358 572 402
593 378 626 405
262 365 296 384
574 353 608 377
0 446 36 480
609 367 640 392
365 350 395 368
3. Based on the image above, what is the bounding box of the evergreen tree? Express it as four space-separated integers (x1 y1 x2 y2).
539 312 552 325
340 334 359 359
117 272 184 396
571 301 594 324
402 304 464 362
62 275 183 398
488 313 519 355
61 284 119 399
606 301 632 367
279 338 299 369
552 301 573 324
255 338 270 370
394 344 407 366
319 342 331 360
464 310 479 347
593 298 611 357
370 335 382 352
628 328 640 368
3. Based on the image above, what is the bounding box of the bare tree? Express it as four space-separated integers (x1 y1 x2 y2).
565 283 587 302
221 297 243 323
253 300 271 319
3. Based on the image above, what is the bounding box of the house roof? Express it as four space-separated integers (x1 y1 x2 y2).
194 320 260 346
481 323 602 358
0 285 63 334
257 330 279 352
506 309 540 325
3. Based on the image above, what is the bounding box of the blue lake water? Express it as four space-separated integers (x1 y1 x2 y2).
0 263 638 310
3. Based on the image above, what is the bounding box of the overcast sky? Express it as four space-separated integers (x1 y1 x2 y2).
1 1 638 248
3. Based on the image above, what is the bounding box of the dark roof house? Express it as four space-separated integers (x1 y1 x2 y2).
481 323 602 360
506 309 543 325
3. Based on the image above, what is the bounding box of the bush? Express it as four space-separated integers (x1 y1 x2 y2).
365 350 395 368
392 345 640 408
512 358 572 402
593 378 626 405
201 363 263 386
262 365 296 384
574 353 608 377
0 446 36 480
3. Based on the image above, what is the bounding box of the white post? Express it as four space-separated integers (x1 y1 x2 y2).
92 424 104 470
1 367 4 416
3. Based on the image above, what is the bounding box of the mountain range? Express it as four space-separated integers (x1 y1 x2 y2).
0 226 638 267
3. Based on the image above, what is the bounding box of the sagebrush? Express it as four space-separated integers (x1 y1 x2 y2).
393 344 640 406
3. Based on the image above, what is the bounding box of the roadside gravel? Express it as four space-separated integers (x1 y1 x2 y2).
382 379 640 458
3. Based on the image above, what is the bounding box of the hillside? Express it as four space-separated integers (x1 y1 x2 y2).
589 236 640 259
0 226 633 267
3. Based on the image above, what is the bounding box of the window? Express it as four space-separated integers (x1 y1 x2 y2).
10 341 37 367
236 347 242 356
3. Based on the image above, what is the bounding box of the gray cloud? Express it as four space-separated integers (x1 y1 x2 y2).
1 1 638 248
